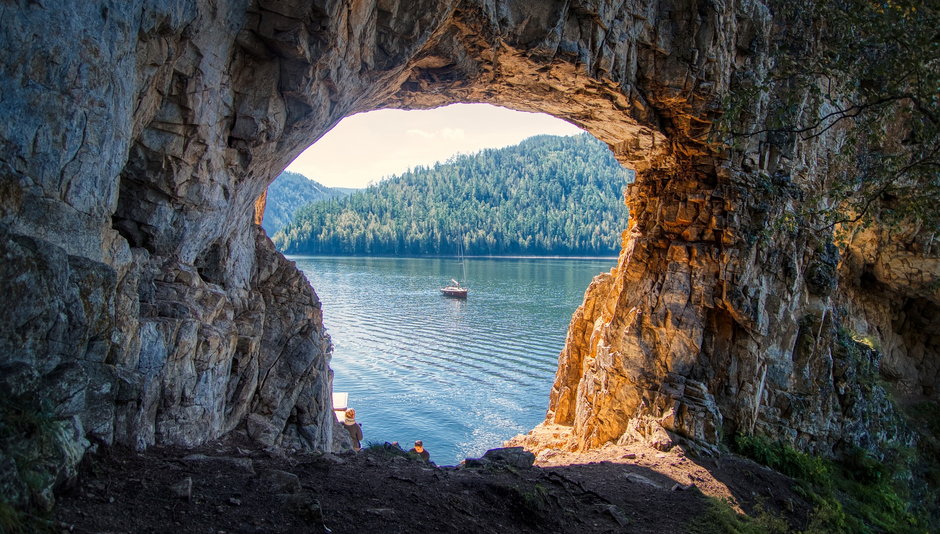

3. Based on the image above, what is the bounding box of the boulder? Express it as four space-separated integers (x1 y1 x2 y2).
480 447 536 469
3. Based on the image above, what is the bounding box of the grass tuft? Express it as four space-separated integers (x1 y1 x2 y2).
733 434 830 486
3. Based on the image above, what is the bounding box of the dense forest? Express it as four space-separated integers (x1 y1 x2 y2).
273 134 633 256
261 171 350 235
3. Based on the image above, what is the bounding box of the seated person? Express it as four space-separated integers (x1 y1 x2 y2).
409 440 430 461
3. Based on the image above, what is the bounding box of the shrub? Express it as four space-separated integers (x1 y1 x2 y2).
732 435 830 487
688 498 789 534
732 433 929 533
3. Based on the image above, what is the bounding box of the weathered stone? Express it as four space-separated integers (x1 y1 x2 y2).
805 243 839 297
461 458 490 469
838 225 940 399
331 420 355 453
480 447 535 469
320 452 347 465
625 473 662 489
599 503 630 527
648 428 676 452
0 456 28 509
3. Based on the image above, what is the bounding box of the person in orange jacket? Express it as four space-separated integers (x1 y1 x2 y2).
409 440 430 461
343 408 363 451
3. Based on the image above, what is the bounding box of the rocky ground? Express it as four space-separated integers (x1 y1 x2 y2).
47 432 810 534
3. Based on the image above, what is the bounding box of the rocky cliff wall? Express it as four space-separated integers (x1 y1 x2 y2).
839 226 940 399
0 0 935 509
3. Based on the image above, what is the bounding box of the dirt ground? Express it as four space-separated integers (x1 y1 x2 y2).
49 431 811 534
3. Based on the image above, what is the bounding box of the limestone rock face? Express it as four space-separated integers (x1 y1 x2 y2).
1 0 935 508
838 226 940 398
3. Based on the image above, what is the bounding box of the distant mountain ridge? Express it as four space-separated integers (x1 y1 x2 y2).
273 134 632 256
261 171 350 235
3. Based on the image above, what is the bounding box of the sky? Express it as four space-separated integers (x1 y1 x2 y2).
286 103 584 188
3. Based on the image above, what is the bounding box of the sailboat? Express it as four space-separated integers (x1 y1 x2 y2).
440 238 469 298
440 278 468 298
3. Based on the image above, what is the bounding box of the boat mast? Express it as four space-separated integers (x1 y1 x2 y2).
459 233 466 283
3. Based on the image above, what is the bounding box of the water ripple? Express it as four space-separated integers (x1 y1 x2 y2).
293 255 616 465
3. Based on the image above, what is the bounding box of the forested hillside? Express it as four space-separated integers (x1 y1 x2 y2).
261 171 350 235
273 134 632 256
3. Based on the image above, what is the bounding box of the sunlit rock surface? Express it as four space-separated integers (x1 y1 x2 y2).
0 0 935 508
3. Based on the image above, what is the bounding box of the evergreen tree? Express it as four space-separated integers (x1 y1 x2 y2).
273 134 633 256
262 171 349 235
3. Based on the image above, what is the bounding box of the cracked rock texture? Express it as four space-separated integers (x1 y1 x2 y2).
0 0 935 508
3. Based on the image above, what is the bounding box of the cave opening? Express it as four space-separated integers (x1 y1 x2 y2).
261 103 636 464
12 4 940 526
99 0 709 459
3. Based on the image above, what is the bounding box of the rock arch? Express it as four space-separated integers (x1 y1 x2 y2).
0 1 934 504
246 0 753 451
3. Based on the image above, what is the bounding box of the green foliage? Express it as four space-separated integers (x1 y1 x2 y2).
904 401 940 441
0 393 59 487
850 333 881 352
0 393 62 525
0 502 55 534
719 0 940 234
517 483 549 517
0 394 55 441
835 328 884 391
800 499 853 534
902 400 940 490
500 482 549 522
842 446 892 486
262 171 349 235
733 435 830 487
688 498 789 534
273 134 632 256
0 502 38 534
732 434 929 533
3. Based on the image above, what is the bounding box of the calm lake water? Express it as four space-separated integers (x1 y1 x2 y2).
292 256 617 465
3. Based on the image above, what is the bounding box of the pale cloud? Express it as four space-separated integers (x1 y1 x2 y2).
406 127 465 140
440 127 465 139
286 103 584 188
406 129 435 139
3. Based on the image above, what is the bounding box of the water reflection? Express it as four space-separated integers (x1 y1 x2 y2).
293 256 615 464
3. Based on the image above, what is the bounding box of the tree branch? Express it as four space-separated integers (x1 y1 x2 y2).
812 142 940 231
725 96 901 141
